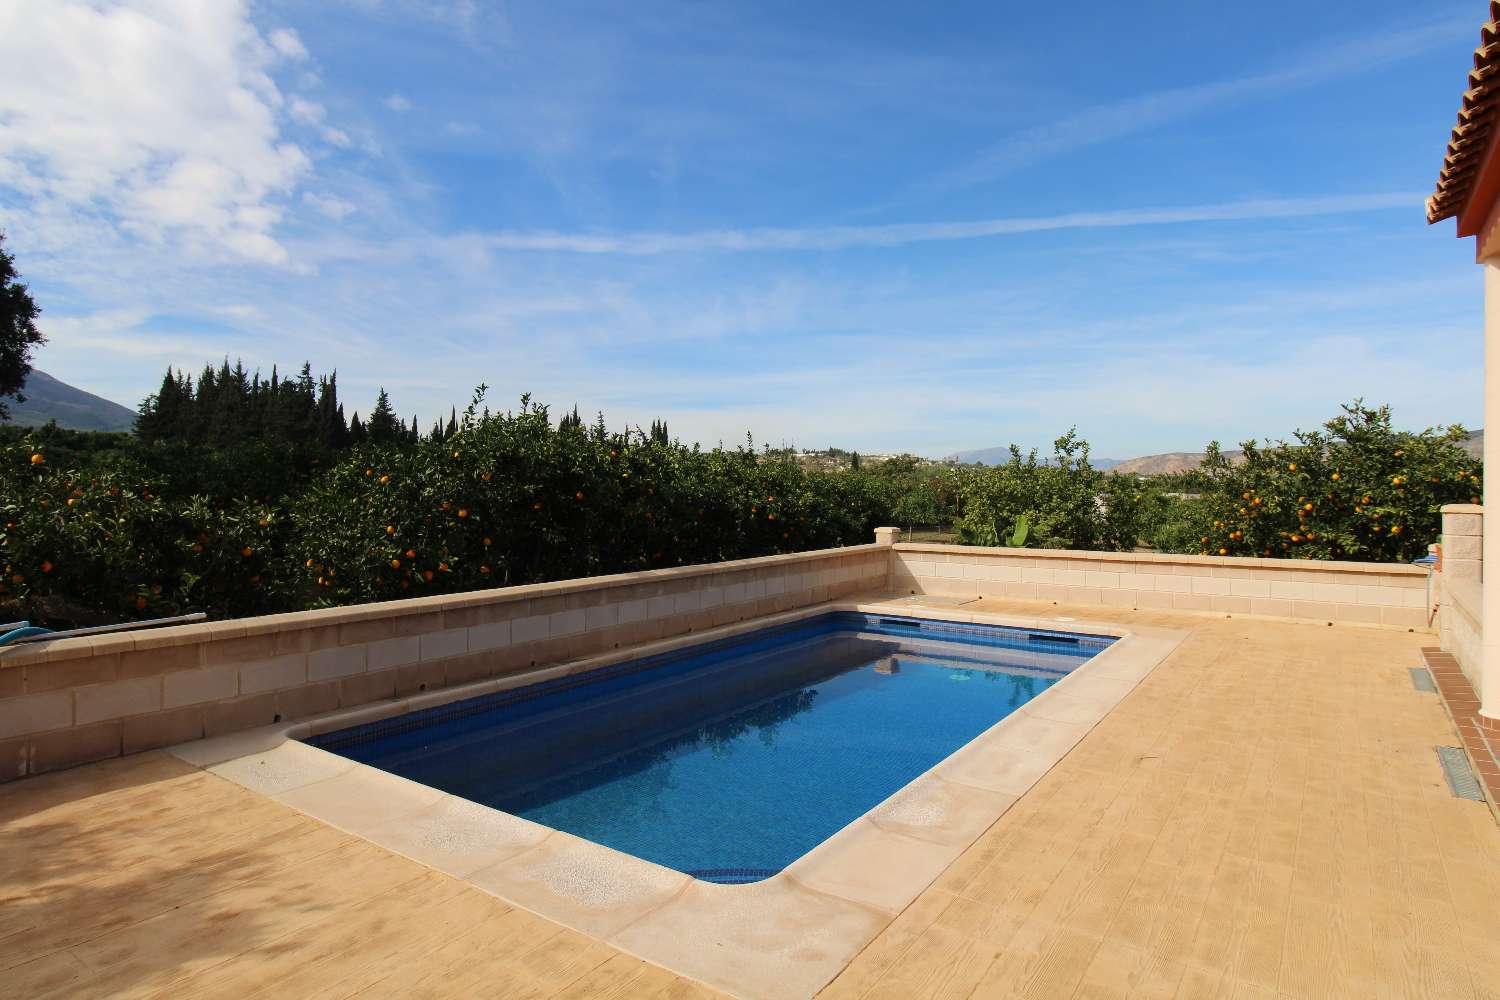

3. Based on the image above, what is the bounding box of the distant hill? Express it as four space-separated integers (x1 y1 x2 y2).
1109 451 1244 476
953 428 1483 476
2 370 137 433
949 445 1122 470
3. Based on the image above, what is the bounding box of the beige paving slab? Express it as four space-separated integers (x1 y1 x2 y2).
468 830 694 940
362 793 552 877
609 876 891 1000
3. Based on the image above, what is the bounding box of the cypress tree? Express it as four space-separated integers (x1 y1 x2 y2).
366 388 400 443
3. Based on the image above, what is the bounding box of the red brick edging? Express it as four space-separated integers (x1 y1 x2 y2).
1421 647 1500 818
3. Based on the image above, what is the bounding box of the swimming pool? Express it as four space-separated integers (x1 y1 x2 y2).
310 611 1112 882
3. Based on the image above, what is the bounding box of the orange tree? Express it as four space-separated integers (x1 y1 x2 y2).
0 436 288 622
1187 402 1479 561
951 430 1152 550
285 394 890 607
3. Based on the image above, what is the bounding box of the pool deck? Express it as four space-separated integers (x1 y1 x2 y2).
3 597 1498 998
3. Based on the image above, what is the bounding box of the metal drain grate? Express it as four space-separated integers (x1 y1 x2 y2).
1410 667 1438 693
1436 746 1486 801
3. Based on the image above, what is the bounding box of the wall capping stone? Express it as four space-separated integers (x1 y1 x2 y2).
892 542 1428 577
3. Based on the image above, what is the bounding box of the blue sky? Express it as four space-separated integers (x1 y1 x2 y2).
0 0 1487 456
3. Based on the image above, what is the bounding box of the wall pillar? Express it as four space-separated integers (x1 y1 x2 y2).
1482 264 1500 719
874 527 901 593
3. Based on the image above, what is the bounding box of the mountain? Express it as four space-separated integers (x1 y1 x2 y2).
1108 451 1243 476
953 428 1484 476
2 370 137 433
949 445 1122 469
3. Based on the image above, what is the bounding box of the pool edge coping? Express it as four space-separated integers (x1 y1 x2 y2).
168 598 1190 1000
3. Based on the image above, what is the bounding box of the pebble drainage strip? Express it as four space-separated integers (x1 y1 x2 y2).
1436 746 1486 802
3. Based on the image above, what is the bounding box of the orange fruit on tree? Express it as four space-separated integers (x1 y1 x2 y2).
29 453 43 465
379 475 390 485
1218 548 1227 555
40 561 52 573
406 548 416 558
390 558 401 569
422 570 434 582
458 509 468 518
240 547 253 558
386 525 395 535
482 537 492 546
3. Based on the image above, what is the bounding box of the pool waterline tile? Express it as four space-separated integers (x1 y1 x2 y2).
173 597 1188 1000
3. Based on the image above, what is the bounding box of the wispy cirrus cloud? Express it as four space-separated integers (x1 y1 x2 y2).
915 14 1470 196
473 192 1420 255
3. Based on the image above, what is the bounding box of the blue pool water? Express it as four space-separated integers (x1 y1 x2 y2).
311 612 1110 881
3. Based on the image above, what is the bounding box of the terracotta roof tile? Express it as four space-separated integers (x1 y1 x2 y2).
1428 3 1500 224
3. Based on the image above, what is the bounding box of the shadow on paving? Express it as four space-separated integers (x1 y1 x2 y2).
0 751 355 998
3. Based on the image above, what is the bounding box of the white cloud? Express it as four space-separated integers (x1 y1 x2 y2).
303 192 358 220
267 27 308 61
473 192 1419 255
384 93 413 112
0 0 321 266
287 95 326 125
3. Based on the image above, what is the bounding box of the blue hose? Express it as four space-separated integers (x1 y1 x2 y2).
0 624 52 647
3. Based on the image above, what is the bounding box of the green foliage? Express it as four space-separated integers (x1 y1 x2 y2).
0 392 887 625
952 430 1126 550
1170 402 1478 561
0 234 45 421
0 395 1479 627
1008 515 1030 548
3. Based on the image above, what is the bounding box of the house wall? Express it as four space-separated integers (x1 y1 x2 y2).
891 543 1430 628
0 543 890 781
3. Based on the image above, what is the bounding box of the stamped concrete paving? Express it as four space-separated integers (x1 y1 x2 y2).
2 599 1497 999
0 752 722 999
820 601 1500 1000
